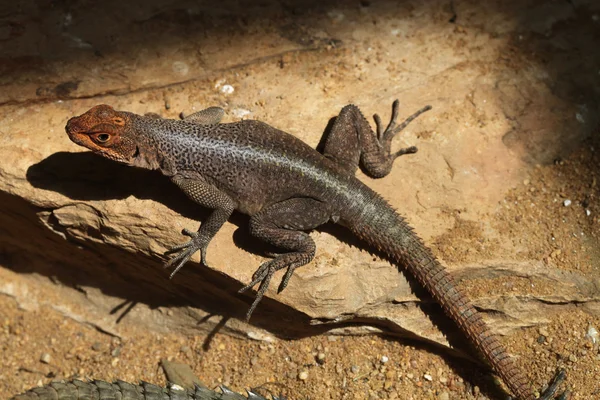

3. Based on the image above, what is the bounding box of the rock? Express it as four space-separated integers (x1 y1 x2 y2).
298 370 308 381
0 0 599 362
160 359 204 390
317 352 326 364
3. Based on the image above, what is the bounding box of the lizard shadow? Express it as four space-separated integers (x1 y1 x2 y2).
24 152 507 399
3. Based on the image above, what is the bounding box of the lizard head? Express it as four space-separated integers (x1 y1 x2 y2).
65 104 138 164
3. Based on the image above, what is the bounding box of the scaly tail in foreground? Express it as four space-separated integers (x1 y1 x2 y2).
11 379 281 400
347 188 566 400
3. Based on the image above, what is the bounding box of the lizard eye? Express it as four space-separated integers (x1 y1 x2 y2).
94 133 111 143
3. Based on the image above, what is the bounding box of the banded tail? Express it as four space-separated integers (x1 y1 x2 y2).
346 191 538 399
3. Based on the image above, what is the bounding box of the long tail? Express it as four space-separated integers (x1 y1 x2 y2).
345 190 534 400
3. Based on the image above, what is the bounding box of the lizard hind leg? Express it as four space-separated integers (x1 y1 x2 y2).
238 198 332 320
322 100 431 178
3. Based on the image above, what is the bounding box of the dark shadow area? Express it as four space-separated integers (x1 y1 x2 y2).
0 0 362 104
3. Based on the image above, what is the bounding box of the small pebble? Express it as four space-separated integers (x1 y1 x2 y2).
586 325 599 343
424 374 433 381
40 353 51 364
221 84 234 94
317 352 326 364
586 209 592 216
232 108 252 119
380 355 389 364
538 327 550 337
537 335 546 344
111 347 121 357
569 354 578 363
439 392 450 400
298 370 308 380
563 199 572 207
91 342 102 351
351 365 360 374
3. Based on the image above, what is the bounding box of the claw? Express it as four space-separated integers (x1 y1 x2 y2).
164 240 193 254
393 146 418 158
238 275 263 294
377 100 431 153
168 251 194 279
387 104 432 139
238 261 278 320
373 113 384 140
164 229 209 278
238 263 270 293
182 228 196 237
383 99 400 137
244 271 274 321
277 265 297 293
164 245 192 268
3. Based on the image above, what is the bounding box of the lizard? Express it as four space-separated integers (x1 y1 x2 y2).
11 379 281 400
65 100 566 400
11 358 283 400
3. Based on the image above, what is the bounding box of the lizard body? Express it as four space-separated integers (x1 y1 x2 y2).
65 101 565 400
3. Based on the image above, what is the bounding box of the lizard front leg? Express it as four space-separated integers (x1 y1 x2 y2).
323 100 431 177
239 198 332 320
166 175 235 277
182 106 224 125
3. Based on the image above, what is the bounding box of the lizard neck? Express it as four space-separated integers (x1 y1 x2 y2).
129 116 177 175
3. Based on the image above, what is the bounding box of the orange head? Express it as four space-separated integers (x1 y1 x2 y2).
65 104 138 164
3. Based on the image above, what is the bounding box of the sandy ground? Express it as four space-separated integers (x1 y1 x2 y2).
2 1 600 399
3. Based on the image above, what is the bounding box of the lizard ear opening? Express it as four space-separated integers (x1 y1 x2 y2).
112 117 125 126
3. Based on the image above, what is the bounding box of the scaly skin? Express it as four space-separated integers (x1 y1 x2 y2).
11 379 280 400
65 101 566 399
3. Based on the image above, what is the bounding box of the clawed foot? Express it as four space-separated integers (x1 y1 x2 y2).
373 100 431 160
238 260 297 321
164 228 209 278
536 369 568 400
238 261 276 321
